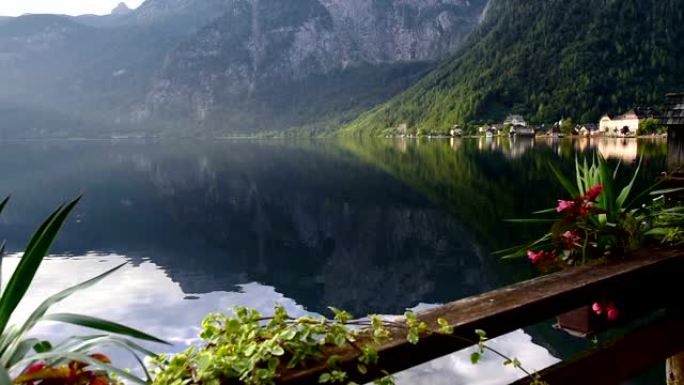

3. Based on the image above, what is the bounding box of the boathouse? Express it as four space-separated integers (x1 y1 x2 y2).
663 93 684 174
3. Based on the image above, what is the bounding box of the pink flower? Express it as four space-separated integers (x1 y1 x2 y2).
562 230 581 243
606 303 619 321
585 184 604 201
556 200 575 213
527 249 556 264
591 302 603 315
527 250 545 264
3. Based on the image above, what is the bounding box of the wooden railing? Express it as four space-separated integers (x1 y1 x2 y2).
279 248 684 385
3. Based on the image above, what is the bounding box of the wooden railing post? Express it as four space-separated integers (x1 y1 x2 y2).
667 353 684 385
667 306 684 385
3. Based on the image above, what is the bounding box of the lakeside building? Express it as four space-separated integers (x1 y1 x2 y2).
504 114 527 126
663 93 684 174
478 124 502 136
510 125 535 136
450 124 463 136
599 107 658 136
578 123 600 136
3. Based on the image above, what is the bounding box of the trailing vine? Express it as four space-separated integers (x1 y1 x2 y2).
150 306 548 385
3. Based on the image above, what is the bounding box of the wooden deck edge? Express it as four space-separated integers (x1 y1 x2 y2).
278 248 684 384
511 311 684 385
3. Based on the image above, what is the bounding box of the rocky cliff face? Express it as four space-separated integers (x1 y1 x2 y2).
0 0 488 137
144 0 489 133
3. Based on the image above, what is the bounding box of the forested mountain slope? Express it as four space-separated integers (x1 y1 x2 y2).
344 0 684 135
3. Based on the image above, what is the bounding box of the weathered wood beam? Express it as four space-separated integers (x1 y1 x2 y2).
278 248 684 385
667 353 684 385
511 312 684 385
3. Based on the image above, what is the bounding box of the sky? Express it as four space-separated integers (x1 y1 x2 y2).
0 0 145 16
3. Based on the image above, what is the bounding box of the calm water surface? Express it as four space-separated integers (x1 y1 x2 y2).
0 137 667 384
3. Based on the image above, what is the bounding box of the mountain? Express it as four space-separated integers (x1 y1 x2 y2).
0 0 239 137
111 2 132 15
0 0 488 138
343 0 684 135
143 0 488 135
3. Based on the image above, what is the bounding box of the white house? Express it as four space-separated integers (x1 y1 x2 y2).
504 114 527 127
599 108 657 136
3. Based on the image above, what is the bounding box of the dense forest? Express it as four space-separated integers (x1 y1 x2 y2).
344 0 684 135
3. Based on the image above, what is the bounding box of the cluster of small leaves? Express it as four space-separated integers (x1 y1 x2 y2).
642 196 684 246
150 306 401 385
150 306 544 385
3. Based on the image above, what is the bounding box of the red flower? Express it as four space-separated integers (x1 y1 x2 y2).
585 184 604 201
527 249 556 264
591 302 603 315
606 303 619 321
556 200 575 213
24 362 46 375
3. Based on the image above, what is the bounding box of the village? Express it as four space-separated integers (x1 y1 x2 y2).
394 98 678 139
449 107 667 138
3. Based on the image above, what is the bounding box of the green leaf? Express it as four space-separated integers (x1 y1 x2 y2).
319 373 332 383
470 352 481 364
624 177 666 209
0 198 79 333
33 340 52 353
549 163 579 197
403 311 417 321
6 338 39 367
17 262 126 336
0 196 9 217
0 325 19 359
650 187 684 195
0 261 139 366
578 155 590 195
612 159 622 180
406 330 419 345
0 366 10 385
616 156 642 209
597 155 616 219
42 313 168 344
531 207 556 214
269 345 285 356
280 328 297 341
437 318 453 334
42 335 157 373
0 241 6 295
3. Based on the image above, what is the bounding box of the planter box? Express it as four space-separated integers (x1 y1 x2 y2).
555 305 606 338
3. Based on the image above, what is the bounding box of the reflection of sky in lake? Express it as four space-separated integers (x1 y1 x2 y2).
3 254 559 385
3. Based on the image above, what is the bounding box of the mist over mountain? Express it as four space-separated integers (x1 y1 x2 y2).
0 0 488 138
345 0 684 135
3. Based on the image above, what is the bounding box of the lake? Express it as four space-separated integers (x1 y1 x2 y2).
0 137 668 384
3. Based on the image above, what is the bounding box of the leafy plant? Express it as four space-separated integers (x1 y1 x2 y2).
498 155 682 323
150 305 547 385
0 196 166 385
638 118 666 135
499 154 682 266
